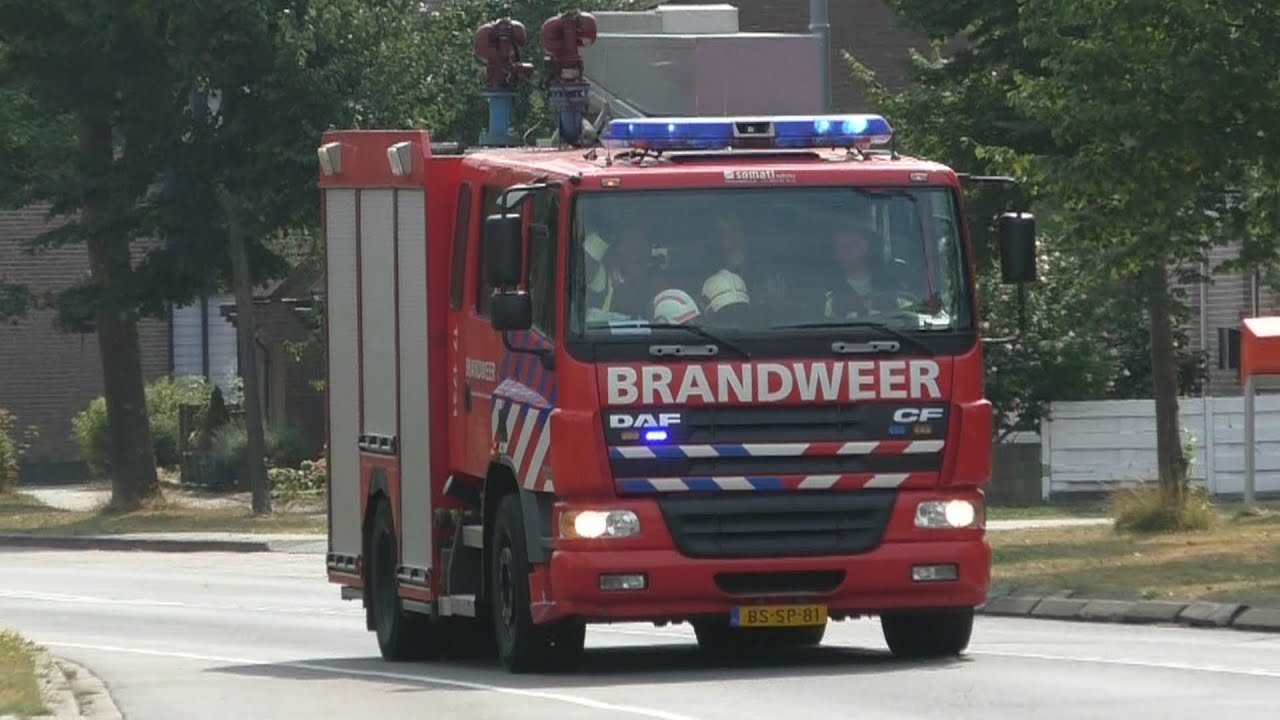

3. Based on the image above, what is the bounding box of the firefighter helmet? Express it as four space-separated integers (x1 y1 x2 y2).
652 289 701 325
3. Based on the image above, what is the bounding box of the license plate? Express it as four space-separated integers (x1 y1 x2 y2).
730 604 827 628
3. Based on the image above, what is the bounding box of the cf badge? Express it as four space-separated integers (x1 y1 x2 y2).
892 407 945 423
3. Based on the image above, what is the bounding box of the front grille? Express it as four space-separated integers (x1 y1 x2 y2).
657 491 896 559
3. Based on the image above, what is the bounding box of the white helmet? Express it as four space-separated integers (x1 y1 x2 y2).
701 269 750 313
652 289 701 325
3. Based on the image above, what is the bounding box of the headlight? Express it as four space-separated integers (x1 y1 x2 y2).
559 510 641 539
915 499 983 529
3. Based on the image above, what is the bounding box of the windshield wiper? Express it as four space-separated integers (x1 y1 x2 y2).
590 320 751 359
770 320 935 356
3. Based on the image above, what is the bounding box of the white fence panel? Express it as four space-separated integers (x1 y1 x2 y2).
1042 395 1280 497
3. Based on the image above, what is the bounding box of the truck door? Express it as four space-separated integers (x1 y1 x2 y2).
453 184 506 476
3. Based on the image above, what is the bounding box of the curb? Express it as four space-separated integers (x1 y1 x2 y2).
978 592 1279 633
0 534 271 553
28 649 124 720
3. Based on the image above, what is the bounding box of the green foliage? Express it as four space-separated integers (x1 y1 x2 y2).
853 0 1225 446
72 376 211 476
1112 485 1214 534
210 420 311 478
268 456 326 502
0 407 34 493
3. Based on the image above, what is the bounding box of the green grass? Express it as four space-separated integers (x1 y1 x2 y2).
0 629 46 718
987 502 1108 521
0 492 325 536
991 503 1280 605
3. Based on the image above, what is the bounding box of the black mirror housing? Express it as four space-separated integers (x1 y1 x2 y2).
490 291 532 332
997 212 1037 284
484 213 523 288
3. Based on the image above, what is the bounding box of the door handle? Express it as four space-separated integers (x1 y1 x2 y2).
463 381 472 413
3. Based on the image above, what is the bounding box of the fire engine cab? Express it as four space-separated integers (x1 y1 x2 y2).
320 10 1037 674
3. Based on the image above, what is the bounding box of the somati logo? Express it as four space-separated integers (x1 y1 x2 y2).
606 360 943 405
722 168 797 184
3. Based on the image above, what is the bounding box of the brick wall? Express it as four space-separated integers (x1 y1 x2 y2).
0 206 171 463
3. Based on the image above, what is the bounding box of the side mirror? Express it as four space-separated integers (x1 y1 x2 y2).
997 212 1037 284
484 213 523 288
491 291 532 332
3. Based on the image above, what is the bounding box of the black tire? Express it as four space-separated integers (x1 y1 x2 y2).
368 500 434 661
692 619 826 654
880 608 974 659
490 494 585 673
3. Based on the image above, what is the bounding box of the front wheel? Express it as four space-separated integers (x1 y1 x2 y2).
490 494 585 673
880 608 974 659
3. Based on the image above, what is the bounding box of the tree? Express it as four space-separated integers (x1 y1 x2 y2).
844 0 1203 445
0 2 186 509
1001 0 1280 513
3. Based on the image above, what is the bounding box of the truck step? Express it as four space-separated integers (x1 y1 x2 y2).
439 594 477 617
461 524 484 549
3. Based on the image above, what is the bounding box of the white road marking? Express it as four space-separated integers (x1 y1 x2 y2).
41 640 707 720
0 589 358 617
597 627 1280 680
973 649 1280 680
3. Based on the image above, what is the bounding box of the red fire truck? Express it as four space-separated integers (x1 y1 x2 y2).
320 11 1037 674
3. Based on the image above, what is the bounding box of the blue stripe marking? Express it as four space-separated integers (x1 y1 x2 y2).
749 477 785 491
649 446 689 459
684 478 721 492
718 444 750 458
618 479 656 494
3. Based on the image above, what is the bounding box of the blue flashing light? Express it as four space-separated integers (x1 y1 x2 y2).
643 429 669 443
601 114 893 152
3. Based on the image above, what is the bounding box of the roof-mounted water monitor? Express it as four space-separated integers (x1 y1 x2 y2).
600 114 894 152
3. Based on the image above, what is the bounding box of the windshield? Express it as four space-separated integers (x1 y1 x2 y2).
567 186 972 338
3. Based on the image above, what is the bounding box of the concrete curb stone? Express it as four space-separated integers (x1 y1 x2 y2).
0 533 271 553
1029 597 1088 620
980 591 1280 634
1078 599 1135 622
1121 600 1188 625
979 595 1042 616
1231 607 1280 632
55 658 123 720
31 649 78 720
1176 601 1245 627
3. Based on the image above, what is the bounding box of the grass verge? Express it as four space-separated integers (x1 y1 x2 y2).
991 502 1280 605
0 629 46 718
987 502 1108 522
0 492 325 536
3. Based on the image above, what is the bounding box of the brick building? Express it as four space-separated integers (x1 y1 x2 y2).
0 206 171 476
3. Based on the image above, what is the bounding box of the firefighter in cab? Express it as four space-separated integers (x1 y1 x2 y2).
823 221 915 319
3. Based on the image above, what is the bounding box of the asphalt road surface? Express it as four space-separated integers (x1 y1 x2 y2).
3 548 1278 720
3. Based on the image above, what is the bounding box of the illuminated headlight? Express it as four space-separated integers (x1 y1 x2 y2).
915 500 982 529
559 510 641 539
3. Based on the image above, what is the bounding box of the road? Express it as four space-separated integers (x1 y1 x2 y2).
3 548 1278 720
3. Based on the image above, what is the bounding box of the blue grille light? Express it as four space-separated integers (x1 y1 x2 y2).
601 114 893 152
643 429 669 443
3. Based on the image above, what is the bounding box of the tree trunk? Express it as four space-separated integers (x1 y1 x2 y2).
224 190 272 515
79 117 159 511
1145 264 1188 507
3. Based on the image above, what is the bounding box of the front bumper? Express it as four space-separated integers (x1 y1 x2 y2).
528 489 990 624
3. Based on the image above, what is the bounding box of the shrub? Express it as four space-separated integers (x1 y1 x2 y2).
1112 484 1215 533
72 375 212 476
210 420 309 483
268 457 326 502
1 408 22 493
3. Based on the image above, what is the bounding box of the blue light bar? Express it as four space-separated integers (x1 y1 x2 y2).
643 429 669 443
601 114 893 152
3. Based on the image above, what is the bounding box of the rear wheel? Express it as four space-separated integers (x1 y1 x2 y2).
368 500 434 661
490 494 585 673
880 608 974 659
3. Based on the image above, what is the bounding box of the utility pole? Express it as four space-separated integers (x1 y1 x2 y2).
809 0 832 112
